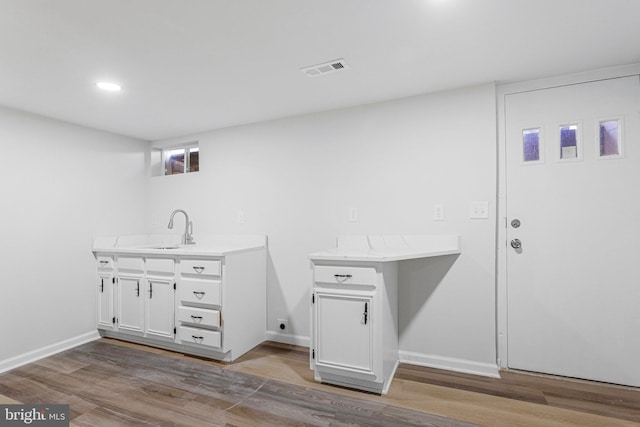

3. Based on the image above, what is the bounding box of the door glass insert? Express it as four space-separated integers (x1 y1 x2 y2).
522 128 541 163
559 124 579 160
599 119 621 157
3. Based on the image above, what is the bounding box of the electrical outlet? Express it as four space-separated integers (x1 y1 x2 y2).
277 318 288 332
433 204 444 221
469 201 489 219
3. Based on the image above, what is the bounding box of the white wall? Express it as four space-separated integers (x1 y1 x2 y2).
149 83 498 370
0 106 148 366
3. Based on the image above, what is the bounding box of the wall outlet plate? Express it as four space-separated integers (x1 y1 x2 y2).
433 204 444 221
469 201 489 219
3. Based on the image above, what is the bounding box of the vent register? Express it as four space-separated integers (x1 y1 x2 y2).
300 59 349 77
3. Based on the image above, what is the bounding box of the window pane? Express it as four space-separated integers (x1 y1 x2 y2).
188 147 199 173
165 149 185 175
522 128 540 162
559 125 578 159
599 120 620 156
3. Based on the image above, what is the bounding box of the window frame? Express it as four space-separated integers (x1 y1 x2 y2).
161 142 199 175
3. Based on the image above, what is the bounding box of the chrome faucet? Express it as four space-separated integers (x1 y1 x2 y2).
168 209 195 245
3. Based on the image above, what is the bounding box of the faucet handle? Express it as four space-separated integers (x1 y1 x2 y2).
186 221 196 245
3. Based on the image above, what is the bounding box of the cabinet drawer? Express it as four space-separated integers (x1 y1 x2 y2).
180 278 221 306
177 326 221 349
146 258 175 274
117 256 144 272
97 256 114 270
314 265 377 286
178 306 221 328
180 259 221 277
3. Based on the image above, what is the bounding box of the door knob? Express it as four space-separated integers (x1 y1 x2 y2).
510 239 522 249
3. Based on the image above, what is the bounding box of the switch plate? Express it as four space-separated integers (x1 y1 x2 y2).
469 201 489 219
433 204 444 221
349 207 359 222
237 211 245 224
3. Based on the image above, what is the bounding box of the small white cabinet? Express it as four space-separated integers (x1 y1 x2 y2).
311 262 398 394
309 234 461 394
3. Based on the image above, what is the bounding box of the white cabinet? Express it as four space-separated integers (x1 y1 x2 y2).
309 234 461 394
94 238 266 362
311 262 398 394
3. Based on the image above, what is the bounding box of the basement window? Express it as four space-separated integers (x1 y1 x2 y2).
163 144 199 175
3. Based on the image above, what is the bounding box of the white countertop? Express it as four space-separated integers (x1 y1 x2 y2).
309 234 460 262
92 234 267 257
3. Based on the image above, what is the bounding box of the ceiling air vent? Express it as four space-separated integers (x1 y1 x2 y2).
300 59 349 78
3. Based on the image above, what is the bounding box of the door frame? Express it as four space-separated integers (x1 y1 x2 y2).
495 63 640 369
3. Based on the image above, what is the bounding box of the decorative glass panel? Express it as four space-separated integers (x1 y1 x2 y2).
599 119 620 157
559 124 578 160
522 128 540 162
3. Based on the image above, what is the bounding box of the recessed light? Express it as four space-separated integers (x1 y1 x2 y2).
96 81 122 92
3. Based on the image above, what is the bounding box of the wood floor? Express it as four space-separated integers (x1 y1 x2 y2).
0 338 638 426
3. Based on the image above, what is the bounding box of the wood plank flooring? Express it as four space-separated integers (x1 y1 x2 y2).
0 338 638 426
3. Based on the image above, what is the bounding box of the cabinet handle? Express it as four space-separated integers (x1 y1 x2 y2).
149 282 153 299
136 281 140 297
334 274 352 281
99 260 108 265
100 278 104 293
193 266 205 274
192 335 204 341
190 315 203 321
193 291 205 298
363 302 368 325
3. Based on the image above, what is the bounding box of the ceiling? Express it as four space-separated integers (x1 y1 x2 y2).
1 0 640 141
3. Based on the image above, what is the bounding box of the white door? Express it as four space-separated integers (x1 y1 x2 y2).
505 75 640 386
117 275 144 335
145 278 175 340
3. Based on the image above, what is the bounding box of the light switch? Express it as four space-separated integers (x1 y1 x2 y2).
433 204 444 221
349 207 359 222
469 201 489 219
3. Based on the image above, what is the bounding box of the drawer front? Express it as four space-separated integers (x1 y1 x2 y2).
117 256 144 272
178 306 221 328
97 256 114 270
178 326 221 349
180 278 221 306
314 265 377 286
180 259 221 277
146 258 175 274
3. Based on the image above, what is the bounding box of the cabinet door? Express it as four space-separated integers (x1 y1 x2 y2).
314 291 374 375
97 274 115 330
117 276 144 335
145 278 175 340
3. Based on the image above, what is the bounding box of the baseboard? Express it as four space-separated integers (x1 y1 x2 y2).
265 331 310 347
0 330 101 374
399 350 500 378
